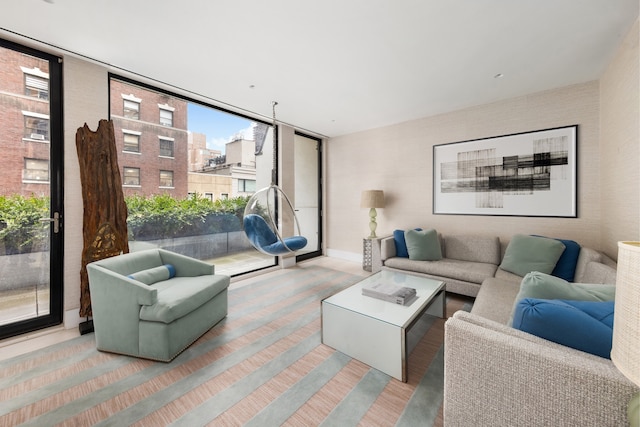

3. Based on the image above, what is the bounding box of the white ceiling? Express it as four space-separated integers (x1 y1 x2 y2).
1 0 638 137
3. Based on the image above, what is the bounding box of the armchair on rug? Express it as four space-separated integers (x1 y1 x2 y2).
86 248 230 362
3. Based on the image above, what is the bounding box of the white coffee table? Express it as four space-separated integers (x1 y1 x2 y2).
321 270 445 382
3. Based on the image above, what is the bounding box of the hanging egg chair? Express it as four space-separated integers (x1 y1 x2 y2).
243 102 308 256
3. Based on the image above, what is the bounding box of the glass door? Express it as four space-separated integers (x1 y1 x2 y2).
0 39 63 340
294 132 322 261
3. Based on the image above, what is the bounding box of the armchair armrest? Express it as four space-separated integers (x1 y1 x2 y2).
87 264 157 306
86 262 160 355
444 311 638 427
158 249 215 276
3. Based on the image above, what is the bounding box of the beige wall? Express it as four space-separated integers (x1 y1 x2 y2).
600 18 640 257
327 80 609 260
326 20 640 262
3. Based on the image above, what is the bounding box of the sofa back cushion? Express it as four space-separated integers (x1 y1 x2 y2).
444 235 501 265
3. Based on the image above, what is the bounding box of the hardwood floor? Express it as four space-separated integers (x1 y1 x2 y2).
0 256 368 362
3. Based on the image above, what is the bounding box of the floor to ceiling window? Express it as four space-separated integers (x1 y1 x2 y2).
109 75 300 276
0 39 64 339
295 132 322 262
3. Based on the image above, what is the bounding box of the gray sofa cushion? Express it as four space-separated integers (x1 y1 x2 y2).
444 235 501 265
384 257 498 284
471 278 521 324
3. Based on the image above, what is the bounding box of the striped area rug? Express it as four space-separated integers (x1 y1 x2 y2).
0 265 469 426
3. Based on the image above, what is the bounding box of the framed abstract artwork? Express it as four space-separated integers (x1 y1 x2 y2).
433 125 577 217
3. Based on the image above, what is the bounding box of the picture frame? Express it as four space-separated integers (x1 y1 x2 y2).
433 125 577 217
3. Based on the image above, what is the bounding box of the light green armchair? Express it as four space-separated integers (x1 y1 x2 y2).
86 248 230 362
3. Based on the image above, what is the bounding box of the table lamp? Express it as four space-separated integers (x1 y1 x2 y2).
611 241 640 425
360 190 385 238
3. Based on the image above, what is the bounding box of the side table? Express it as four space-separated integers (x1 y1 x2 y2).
363 237 382 273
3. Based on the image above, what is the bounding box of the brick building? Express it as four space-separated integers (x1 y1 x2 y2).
109 79 189 198
0 48 51 197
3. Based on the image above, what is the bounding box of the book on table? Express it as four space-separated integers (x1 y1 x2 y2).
361 282 417 306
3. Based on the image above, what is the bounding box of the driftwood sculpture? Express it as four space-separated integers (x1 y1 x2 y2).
76 119 129 317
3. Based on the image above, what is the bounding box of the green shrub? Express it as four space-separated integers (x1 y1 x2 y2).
126 194 250 241
0 195 50 254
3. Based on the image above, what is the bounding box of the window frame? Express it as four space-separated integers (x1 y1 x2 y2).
23 111 50 141
22 157 49 182
159 106 174 127
22 67 49 100
158 136 175 158
159 170 174 188
123 98 140 120
123 130 141 153
123 166 141 186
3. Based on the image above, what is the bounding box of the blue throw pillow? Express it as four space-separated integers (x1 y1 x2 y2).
128 264 176 285
513 298 614 359
533 236 581 282
393 228 422 258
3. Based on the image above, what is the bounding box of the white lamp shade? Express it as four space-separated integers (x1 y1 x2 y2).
361 190 385 208
611 241 640 387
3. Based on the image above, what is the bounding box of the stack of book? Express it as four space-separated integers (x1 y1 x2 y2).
362 282 417 306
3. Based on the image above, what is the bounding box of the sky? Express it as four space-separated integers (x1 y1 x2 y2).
187 103 256 152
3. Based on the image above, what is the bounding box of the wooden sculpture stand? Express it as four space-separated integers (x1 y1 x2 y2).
76 119 129 320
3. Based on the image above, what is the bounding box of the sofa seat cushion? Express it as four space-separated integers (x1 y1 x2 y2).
384 257 497 284
139 275 229 323
471 278 522 324
513 298 614 359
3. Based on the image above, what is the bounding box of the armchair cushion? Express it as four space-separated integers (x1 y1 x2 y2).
128 264 176 285
139 275 229 323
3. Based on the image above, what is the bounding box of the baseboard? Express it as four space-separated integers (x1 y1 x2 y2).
325 249 362 263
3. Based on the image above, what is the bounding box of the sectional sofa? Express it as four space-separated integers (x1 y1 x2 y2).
379 231 617 297
378 230 638 426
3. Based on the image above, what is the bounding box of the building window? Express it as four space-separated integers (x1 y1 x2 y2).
123 131 140 153
159 170 174 187
23 158 49 182
159 107 173 127
159 137 174 157
22 68 49 100
123 99 140 119
123 167 140 186
238 179 256 192
220 193 229 200
23 112 49 141
204 192 213 201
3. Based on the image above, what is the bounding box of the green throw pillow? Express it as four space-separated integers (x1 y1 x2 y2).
404 229 442 261
508 271 616 325
500 234 566 277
